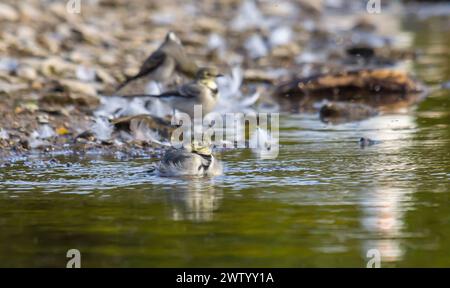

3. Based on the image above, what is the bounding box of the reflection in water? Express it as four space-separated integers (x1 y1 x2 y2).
361 186 412 262
343 114 417 142
358 114 416 263
165 179 223 222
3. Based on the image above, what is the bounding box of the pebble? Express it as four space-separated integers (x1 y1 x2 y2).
0 129 9 140
37 114 50 124
59 79 98 97
0 57 19 73
441 81 450 90
76 65 97 82
0 3 19 21
16 65 38 80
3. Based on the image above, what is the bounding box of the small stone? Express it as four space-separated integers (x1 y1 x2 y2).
0 129 9 140
124 67 139 78
0 80 28 94
0 3 19 21
441 81 450 90
18 3 41 21
40 57 77 78
0 57 19 73
16 65 37 80
40 92 100 109
59 79 98 97
37 34 60 54
95 68 116 84
16 102 39 113
37 114 50 124
76 65 96 82
30 81 44 90
98 53 117 66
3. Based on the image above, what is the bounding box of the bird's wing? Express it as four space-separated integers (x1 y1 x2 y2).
154 83 200 99
162 150 197 169
115 82 200 100
137 50 166 77
115 50 166 91
177 83 202 98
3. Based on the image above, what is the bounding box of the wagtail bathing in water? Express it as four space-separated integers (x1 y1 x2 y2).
116 32 198 94
123 67 223 118
156 142 222 177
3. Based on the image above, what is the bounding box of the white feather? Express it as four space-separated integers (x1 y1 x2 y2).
0 129 9 140
91 117 113 141
244 34 269 59
269 26 292 48
216 66 259 113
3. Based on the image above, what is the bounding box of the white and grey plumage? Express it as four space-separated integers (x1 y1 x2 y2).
115 32 197 95
157 144 222 177
123 67 223 118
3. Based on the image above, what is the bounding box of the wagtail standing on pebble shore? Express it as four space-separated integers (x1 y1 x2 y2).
116 32 198 94
123 67 223 118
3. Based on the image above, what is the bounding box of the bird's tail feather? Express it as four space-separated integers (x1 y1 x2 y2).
117 93 162 98
115 76 135 92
